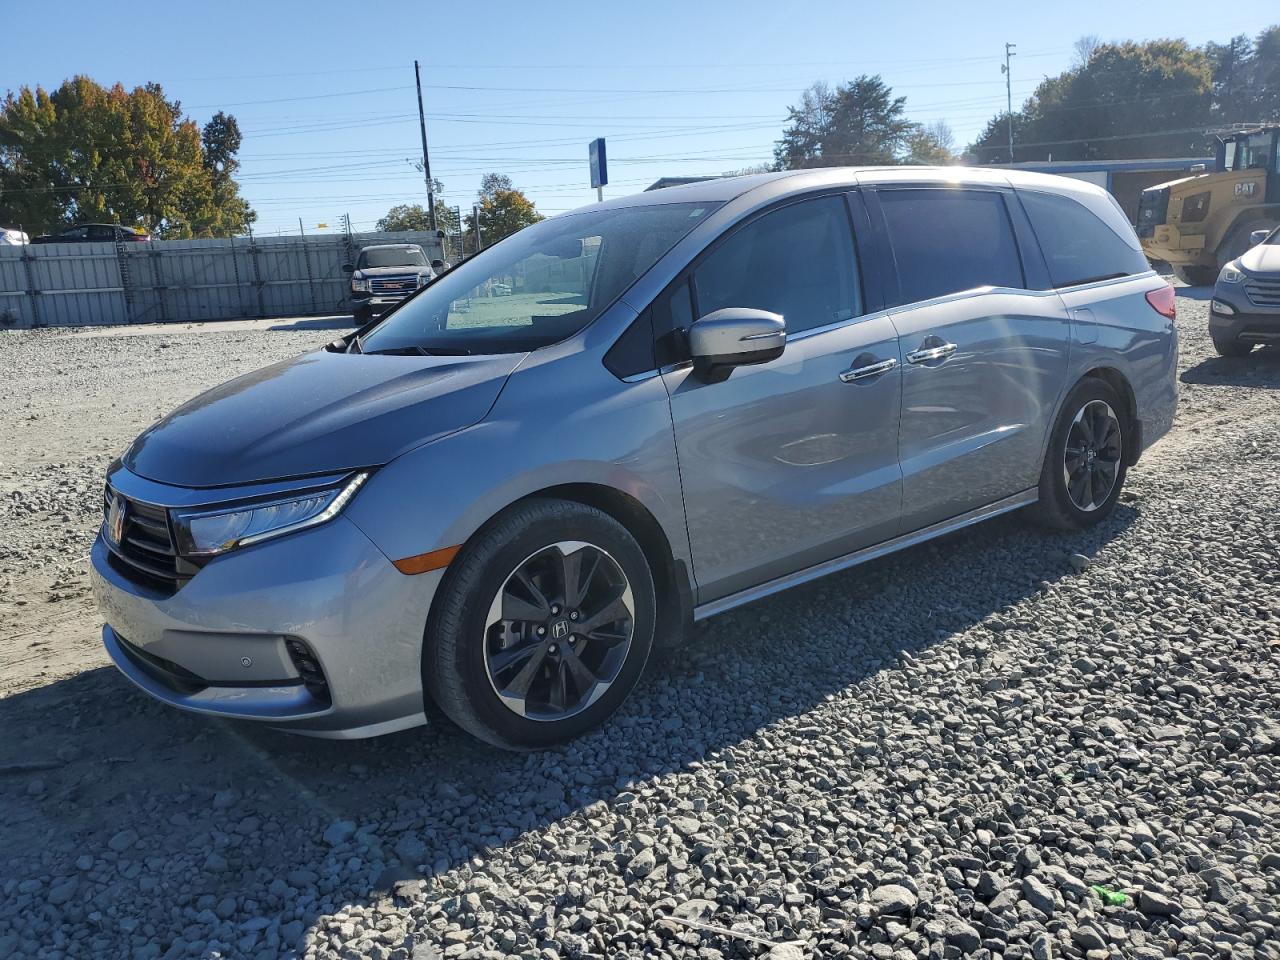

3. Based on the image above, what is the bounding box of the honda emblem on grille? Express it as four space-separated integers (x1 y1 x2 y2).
107 494 126 545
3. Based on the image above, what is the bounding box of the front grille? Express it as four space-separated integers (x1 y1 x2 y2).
1244 278 1280 308
103 489 195 593
369 274 418 295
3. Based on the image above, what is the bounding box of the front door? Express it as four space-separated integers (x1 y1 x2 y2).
659 194 903 603
869 186 1071 530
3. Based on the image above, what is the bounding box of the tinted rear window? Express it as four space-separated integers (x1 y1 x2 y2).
879 189 1024 305
1019 190 1150 287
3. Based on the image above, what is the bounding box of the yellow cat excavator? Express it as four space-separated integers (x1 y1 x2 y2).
1138 125 1280 285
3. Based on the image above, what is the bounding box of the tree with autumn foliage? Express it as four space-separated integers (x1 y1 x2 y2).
465 173 542 246
0 76 255 238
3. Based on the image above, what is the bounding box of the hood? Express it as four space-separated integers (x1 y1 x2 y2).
1239 242 1280 275
1143 174 1202 194
356 265 431 277
123 349 523 488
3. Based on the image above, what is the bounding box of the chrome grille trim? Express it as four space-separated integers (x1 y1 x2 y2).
103 488 190 592
369 274 419 295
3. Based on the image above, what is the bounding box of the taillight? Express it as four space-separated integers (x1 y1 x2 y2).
1145 284 1176 320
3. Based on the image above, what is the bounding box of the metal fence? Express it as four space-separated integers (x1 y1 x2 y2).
0 230 447 328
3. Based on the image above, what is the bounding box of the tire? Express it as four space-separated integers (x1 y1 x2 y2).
1218 220 1276 269
1173 265 1217 287
1030 378 1129 531
354 306 372 325
1212 333 1254 358
424 498 656 750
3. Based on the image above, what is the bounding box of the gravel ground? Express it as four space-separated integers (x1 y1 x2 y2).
0 292 1278 960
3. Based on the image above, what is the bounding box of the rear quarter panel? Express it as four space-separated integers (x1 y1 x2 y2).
1056 274 1178 457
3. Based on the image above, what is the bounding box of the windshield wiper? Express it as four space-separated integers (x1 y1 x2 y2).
361 345 473 357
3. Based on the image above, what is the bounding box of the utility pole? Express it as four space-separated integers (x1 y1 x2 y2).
473 203 483 252
1001 42 1017 162
414 59 439 235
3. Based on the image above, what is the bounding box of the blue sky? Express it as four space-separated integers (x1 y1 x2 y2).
1 1 1270 234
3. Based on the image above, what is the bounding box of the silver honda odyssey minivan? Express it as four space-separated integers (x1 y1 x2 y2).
92 168 1178 749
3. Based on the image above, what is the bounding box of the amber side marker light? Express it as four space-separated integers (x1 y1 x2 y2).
393 545 461 575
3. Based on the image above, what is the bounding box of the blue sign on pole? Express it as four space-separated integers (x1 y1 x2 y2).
589 137 608 191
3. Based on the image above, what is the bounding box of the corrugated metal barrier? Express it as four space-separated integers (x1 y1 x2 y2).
0 230 445 328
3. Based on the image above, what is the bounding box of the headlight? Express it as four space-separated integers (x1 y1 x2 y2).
1219 264 1244 284
351 275 370 293
172 473 368 557
417 272 431 287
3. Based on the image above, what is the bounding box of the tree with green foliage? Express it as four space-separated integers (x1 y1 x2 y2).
1208 25 1280 124
376 180 459 234
969 38 1216 163
774 76 916 169
1246 25 1280 122
196 111 253 238
465 173 542 245
0 76 254 237
905 121 957 165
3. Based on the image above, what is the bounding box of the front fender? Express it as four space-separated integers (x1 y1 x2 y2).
343 355 691 581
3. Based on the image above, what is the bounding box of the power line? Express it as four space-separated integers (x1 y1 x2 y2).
189 85 413 108
195 74 1044 111
158 49 1071 82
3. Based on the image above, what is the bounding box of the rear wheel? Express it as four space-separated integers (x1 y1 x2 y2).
1030 378 1128 530
424 499 656 750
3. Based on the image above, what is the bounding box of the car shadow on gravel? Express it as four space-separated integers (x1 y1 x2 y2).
0 502 1138 948
267 316 355 332
1181 346 1280 387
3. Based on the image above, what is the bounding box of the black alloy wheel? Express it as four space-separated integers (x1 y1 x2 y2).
1062 399 1124 513
483 541 635 722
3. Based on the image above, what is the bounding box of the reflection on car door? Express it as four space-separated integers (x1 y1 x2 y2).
660 193 903 603
868 186 1070 531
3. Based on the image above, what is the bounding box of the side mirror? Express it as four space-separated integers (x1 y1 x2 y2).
431 259 445 270
341 263 355 274
689 308 785 382
1249 228 1270 247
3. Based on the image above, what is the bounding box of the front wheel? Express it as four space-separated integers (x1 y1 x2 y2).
424 499 656 750
1173 265 1217 287
1219 221 1276 269
1030 378 1128 530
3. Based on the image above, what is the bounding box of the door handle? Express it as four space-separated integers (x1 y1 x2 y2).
839 357 898 383
905 341 957 364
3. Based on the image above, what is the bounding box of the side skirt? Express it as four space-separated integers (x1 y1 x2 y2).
693 487 1039 622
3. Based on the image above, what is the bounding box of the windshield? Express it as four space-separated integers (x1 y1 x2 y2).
358 247 427 269
359 201 719 355
1229 131 1276 171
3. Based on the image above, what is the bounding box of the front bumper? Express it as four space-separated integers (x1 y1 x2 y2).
1210 280 1280 345
1141 221 1208 268
91 512 442 738
349 293 412 316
